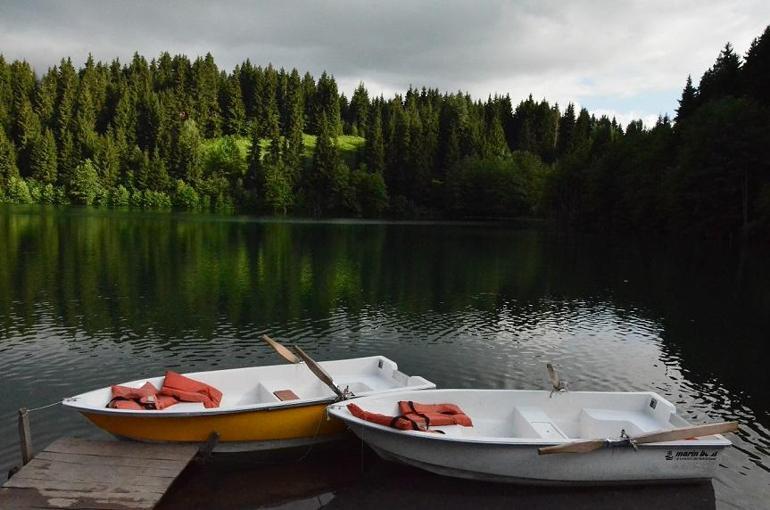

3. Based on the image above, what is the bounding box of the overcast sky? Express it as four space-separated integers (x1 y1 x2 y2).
1 1 768 126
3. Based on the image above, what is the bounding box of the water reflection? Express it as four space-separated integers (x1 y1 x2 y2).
159 445 717 510
0 206 768 508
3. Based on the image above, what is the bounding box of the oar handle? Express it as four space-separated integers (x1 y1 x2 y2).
292 345 345 399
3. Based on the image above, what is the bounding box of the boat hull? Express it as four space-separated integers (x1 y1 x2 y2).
83 402 345 446
328 389 732 485
64 356 434 451
355 424 726 484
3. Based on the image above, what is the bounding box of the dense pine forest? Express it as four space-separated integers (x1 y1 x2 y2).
0 25 769 238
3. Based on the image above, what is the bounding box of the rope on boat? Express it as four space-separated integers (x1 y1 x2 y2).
293 406 329 463
25 400 62 413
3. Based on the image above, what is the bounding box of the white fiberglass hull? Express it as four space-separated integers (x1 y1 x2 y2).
327 389 732 484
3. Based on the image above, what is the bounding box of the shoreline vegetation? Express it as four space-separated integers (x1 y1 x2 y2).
0 26 769 238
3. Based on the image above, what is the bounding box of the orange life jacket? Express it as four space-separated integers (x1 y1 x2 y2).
346 401 473 432
109 381 181 410
397 401 473 428
159 370 223 409
111 382 158 400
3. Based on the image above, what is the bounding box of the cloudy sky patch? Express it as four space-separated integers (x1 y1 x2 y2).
1 0 768 126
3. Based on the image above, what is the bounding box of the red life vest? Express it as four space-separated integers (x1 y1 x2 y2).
397 401 473 428
109 382 174 410
107 372 223 410
159 370 223 409
346 401 473 432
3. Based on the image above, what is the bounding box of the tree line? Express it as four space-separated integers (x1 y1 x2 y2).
1 24 769 237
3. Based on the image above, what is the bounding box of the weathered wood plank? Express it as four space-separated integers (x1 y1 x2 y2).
44 438 198 461
4 476 168 493
7 466 173 489
0 437 198 509
0 487 156 509
18 458 182 479
34 451 187 471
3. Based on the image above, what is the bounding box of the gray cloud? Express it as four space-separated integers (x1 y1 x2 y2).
1 0 768 124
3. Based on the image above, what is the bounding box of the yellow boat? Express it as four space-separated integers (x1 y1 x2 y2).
63 356 434 451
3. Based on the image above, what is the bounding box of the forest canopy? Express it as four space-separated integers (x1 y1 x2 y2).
1 24 769 238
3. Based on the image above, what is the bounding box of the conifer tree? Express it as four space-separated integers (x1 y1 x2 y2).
192 53 221 137
264 103 282 168
12 95 41 175
0 128 20 189
365 109 385 174
698 43 741 102
222 73 246 135
675 76 698 123
349 83 370 135
557 103 576 156
301 72 316 130
94 132 120 190
283 69 304 179
742 26 770 104
245 125 264 193
307 114 340 214
177 119 203 183
314 72 341 136
0 55 10 134
30 129 58 184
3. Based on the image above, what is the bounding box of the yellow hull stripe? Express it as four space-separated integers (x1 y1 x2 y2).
83 403 346 443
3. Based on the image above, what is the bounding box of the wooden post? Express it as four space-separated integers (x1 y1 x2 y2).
17 408 32 465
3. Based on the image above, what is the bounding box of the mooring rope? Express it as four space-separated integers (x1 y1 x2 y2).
25 400 62 413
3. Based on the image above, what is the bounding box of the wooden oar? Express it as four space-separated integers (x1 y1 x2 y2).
291 345 346 399
538 421 738 455
261 334 300 364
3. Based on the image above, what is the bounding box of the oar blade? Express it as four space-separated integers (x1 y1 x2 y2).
538 439 606 455
634 421 739 445
292 345 345 399
262 334 300 364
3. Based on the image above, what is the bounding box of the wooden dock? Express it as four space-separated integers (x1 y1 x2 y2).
0 437 198 509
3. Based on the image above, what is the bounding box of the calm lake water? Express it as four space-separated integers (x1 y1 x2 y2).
0 206 768 509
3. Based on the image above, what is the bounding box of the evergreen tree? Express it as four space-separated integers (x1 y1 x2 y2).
314 72 341 136
69 159 101 205
192 53 221 137
245 126 264 193
30 129 58 184
0 128 20 189
698 43 742 102
301 72 316 131
365 109 385 175
283 69 304 179
263 161 293 214
222 73 246 135
742 26 770 104
0 55 10 134
556 103 576 156
264 101 282 168
306 114 341 214
349 83 369 135
94 132 120 190
177 119 203 183
675 76 698 123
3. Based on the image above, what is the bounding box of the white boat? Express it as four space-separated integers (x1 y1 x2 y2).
63 355 434 451
327 389 735 484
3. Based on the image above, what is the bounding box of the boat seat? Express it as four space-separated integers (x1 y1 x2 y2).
273 389 300 401
579 408 661 437
512 406 568 440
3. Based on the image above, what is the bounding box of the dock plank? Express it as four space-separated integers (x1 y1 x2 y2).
0 437 198 509
35 451 188 471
